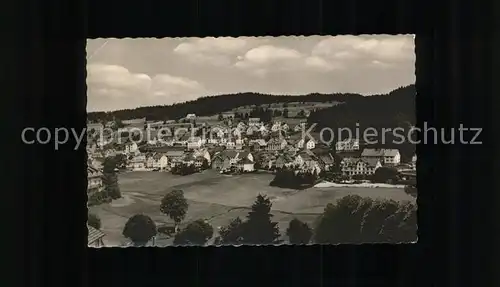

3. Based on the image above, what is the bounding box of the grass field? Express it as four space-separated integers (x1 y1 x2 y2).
89 170 415 246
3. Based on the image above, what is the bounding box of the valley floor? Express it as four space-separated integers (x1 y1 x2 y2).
89 170 415 246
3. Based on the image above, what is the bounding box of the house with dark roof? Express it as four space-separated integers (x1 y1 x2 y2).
88 225 105 247
211 150 253 170
165 149 186 163
128 154 147 170
266 138 287 151
312 150 335 171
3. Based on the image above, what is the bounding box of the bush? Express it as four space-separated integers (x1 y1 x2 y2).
371 167 399 183
173 220 214 246
286 218 312 244
314 195 373 244
313 195 416 244
214 217 246 245
87 192 111 206
122 214 157 246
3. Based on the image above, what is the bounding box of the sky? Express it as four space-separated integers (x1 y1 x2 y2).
86 35 415 112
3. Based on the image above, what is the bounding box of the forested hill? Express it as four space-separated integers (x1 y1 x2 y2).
87 92 365 122
307 84 416 161
87 85 415 123
307 84 416 130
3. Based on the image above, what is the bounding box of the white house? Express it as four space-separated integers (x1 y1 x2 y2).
305 139 316 150
129 155 146 170
186 114 197 120
125 142 139 154
238 158 255 172
361 148 401 165
296 138 316 150
159 154 169 170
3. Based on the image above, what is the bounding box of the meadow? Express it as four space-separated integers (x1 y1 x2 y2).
89 170 414 246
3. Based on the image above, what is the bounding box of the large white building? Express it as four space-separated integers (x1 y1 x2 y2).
341 158 382 176
361 148 401 165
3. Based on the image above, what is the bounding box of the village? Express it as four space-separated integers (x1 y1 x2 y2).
85 36 417 246
87 111 417 194
87 110 419 246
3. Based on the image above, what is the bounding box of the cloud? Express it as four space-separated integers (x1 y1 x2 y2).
304 56 339 71
150 74 206 101
87 64 152 93
86 36 415 111
87 63 206 111
173 37 248 66
312 35 415 63
235 45 338 76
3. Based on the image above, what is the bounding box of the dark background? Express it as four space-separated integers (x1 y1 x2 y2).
6 0 498 286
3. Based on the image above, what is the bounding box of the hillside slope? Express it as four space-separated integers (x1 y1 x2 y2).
87 92 364 122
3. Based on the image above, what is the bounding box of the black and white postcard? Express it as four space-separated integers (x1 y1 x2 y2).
86 35 417 247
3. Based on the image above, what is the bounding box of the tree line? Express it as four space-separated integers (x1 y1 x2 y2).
308 85 416 161
270 169 320 189
88 192 417 246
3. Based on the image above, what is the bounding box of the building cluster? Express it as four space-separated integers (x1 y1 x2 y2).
335 139 417 177
86 113 417 191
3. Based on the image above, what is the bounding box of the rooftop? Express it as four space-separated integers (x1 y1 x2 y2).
87 225 105 245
